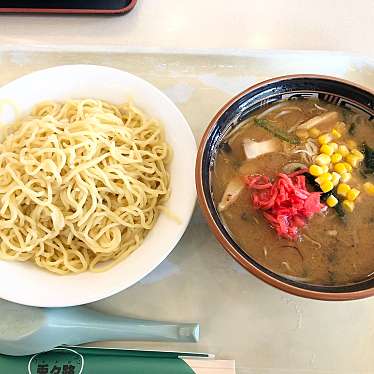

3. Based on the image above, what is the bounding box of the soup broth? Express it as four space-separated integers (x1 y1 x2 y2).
213 99 374 285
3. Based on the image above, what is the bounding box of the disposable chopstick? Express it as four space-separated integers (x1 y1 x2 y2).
183 358 236 374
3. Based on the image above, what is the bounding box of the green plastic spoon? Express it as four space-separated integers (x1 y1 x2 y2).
0 299 199 356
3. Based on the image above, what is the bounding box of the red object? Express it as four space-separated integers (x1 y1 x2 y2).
0 0 137 14
245 168 323 240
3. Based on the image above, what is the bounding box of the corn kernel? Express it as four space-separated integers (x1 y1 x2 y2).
309 128 321 138
347 139 357 150
326 195 339 207
331 128 342 139
315 153 331 166
295 129 309 139
318 133 333 145
343 199 355 212
315 173 332 185
346 188 360 201
330 142 338 152
335 121 346 132
331 172 341 186
340 172 352 183
337 183 351 197
321 165 329 173
320 180 334 193
363 182 374 196
337 145 350 157
345 154 361 168
351 149 364 161
343 162 353 173
309 164 324 176
334 162 347 174
320 144 333 156
330 153 343 163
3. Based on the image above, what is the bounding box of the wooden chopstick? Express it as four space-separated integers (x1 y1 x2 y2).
183 358 236 374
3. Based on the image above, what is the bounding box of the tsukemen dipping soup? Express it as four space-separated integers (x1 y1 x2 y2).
212 99 374 285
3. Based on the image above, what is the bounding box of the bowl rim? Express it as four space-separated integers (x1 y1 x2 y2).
0 64 197 307
196 73 374 301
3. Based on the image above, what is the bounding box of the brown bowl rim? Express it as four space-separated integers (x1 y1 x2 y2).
195 73 374 301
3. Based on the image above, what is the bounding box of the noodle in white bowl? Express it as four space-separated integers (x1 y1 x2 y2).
0 99 172 274
0 65 196 307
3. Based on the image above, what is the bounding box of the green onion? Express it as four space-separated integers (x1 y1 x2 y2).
254 119 300 144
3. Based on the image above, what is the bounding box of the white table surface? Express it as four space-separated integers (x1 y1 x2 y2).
0 0 373 59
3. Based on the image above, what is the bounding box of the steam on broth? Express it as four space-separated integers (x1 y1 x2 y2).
212 99 374 285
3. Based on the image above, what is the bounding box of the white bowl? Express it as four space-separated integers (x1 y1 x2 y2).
0 65 196 307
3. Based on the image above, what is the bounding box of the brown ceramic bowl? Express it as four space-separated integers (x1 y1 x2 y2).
196 74 374 301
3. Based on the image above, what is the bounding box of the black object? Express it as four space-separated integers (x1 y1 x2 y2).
0 0 137 14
